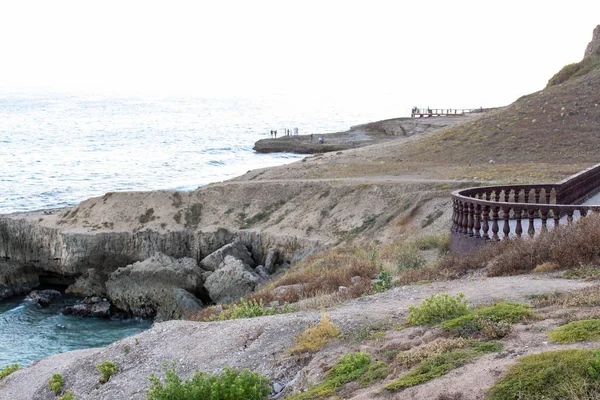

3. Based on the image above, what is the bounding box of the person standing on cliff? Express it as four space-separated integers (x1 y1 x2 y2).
274 130 277 138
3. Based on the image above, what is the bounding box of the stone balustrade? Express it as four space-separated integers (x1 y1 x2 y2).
450 163 600 253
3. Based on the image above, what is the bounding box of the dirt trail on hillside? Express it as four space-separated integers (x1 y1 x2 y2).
0 274 593 400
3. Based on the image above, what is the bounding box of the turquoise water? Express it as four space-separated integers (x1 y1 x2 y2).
0 294 152 367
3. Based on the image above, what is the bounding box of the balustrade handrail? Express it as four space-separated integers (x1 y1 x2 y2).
450 162 600 252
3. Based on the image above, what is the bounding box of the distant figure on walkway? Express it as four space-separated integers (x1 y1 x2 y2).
294 127 299 135
318 137 324 144
310 133 313 142
274 130 277 138
270 130 273 137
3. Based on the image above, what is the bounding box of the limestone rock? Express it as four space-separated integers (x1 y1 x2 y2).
200 241 255 272
66 268 107 297
264 248 281 274
106 252 206 320
255 265 271 282
0 259 40 301
27 289 61 307
585 25 600 59
204 255 261 303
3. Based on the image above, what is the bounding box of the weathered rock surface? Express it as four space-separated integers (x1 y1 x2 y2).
106 252 206 320
204 255 261 303
585 24 600 59
65 268 107 297
27 289 62 307
62 296 111 318
0 259 40 301
200 241 255 271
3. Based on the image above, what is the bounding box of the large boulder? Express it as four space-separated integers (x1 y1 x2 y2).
62 296 111 318
0 259 40 301
200 241 255 271
27 289 61 307
204 255 261 304
106 252 206 320
585 25 600 59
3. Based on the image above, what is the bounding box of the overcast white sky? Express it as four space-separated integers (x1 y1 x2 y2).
1 1 599 108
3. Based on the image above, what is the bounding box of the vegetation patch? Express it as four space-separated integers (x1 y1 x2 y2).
96 360 118 384
530 286 600 308
138 208 157 224
171 192 183 208
290 315 341 354
397 338 469 368
372 264 393 293
547 56 600 87
147 364 270 400
440 302 532 339
387 341 502 392
421 210 444 228
48 373 64 394
488 349 600 400
563 265 600 280
0 363 20 380
412 234 450 255
287 352 372 400
184 203 202 228
173 210 182 224
396 243 426 271
58 391 79 400
200 298 292 321
548 319 600 343
407 293 470 325
240 211 271 229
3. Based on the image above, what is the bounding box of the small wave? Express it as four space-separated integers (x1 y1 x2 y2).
207 160 225 166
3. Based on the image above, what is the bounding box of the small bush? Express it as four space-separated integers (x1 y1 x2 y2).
205 298 292 321
548 319 600 343
588 349 600 380
407 293 470 325
290 315 341 354
0 363 20 380
58 391 79 400
397 338 468 368
372 264 393 293
48 373 64 394
396 243 426 271
563 265 600 280
488 349 599 400
184 203 202 228
287 352 371 400
359 361 389 385
138 208 156 224
147 364 270 400
96 360 118 383
440 302 531 338
547 56 600 87
531 286 600 308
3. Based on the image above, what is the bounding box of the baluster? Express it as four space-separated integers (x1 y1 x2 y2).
566 210 574 224
457 202 464 234
467 203 474 237
580 208 588 218
504 189 510 203
534 188 542 204
540 209 549 232
474 204 482 238
460 202 467 234
527 208 536 237
481 206 490 240
523 189 530 204
514 208 523 238
547 189 553 204
491 207 500 241
502 206 511 239
451 200 458 232
553 209 561 228
485 192 491 201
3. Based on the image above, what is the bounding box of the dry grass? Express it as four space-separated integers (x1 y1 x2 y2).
290 315 341 354
531 286 600 309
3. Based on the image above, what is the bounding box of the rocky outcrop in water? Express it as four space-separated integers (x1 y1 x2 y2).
62 296 111 318
27 289 62 307
106 252 207 320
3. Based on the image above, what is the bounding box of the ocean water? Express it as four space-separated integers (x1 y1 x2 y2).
0 93 405 214
0 92 404 368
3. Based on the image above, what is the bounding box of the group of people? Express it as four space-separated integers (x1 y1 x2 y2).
269 127 299 138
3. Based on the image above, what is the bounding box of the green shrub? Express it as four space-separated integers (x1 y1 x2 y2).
287 352 372 400
386 349 472 391
386 341 501 392
48 373 64 394
96 360 118 383
207 298 293 321
407 293 470 325
396 244 425 271
0 363 20 380
588 349 600 380
488 349 599 400
548 319 600 344
147 364 270 400
547 56 600 87
359 361 389 385
58 391 79 400
372 264 393 293
440 302 531 338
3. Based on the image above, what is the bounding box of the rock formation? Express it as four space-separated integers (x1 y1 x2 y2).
27 289 61 307
584 25 600 59
204 255 262 304
105 252 206 320
0 259 40 301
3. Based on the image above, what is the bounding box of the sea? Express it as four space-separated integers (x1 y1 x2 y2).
0 92 405 367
